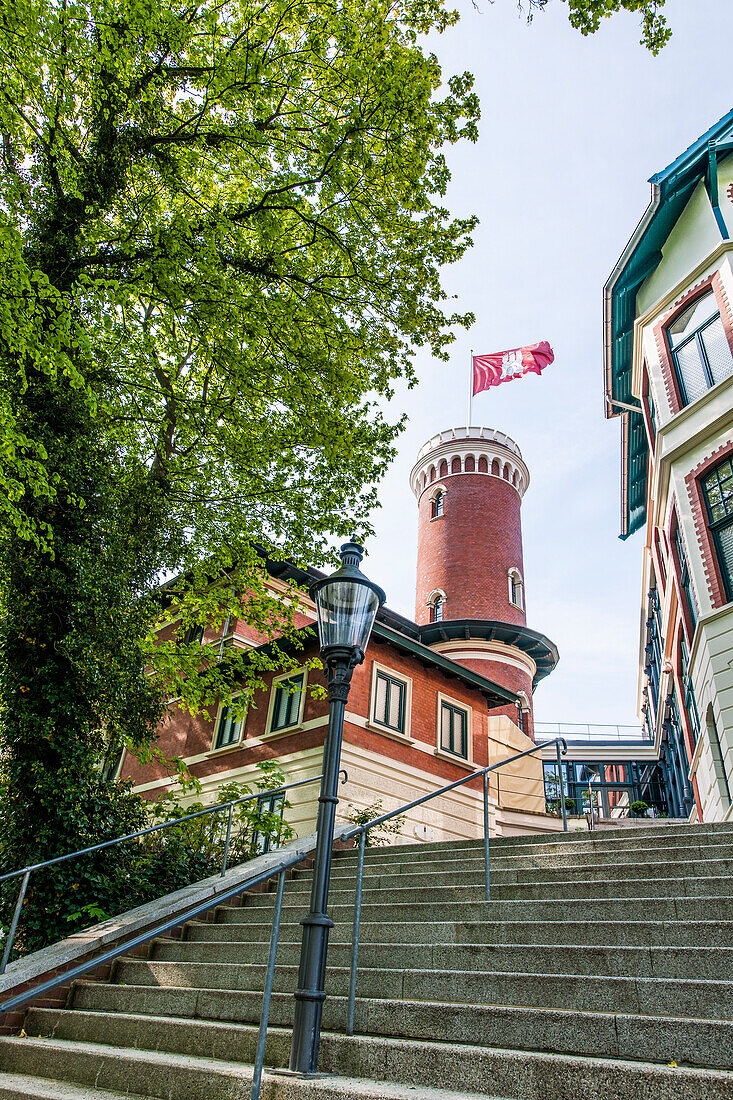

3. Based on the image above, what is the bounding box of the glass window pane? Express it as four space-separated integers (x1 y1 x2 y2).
374 674 388 725
716 524 733 594
701 317 733 386
454 710 466 756
675 340 709 404
387 681 403 730
272 674 304 731
440 704 452 751
668 292 717 345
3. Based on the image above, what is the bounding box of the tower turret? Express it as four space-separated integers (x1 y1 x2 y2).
410 426 558 739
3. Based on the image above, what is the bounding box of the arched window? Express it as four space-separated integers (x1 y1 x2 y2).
432 490 444 518
667 290 733 406
432 595 444 622
508 568 523 610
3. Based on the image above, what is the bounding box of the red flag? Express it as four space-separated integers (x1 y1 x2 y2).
472 341 554 396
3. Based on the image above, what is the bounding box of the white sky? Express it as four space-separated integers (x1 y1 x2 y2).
362 0 733 728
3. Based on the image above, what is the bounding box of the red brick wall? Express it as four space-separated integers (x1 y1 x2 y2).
415 473 525 626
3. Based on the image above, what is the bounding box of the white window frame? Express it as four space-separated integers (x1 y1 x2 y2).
211 692 248 753
434 691 473 764
428 483 447 521
508 567 524 610
368 660 413 743
264 666 308 738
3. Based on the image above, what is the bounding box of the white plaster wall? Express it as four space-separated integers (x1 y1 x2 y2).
690 610 733 821
637 180 721 317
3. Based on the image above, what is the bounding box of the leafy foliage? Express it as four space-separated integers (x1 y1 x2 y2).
527 0 670 53
0 0 479 946
346 800 406 846
0 761 293 958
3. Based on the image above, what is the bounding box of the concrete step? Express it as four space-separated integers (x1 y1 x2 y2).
110 957 733 1018
27 1010 733 1098
245 872 733 907
218 894 733 923
317 851 733 885
325 841 733 878
0 1037 253 1100
25 1002 733 1072
0 1074 153 1100
66 984 733 1068
185 916 733 949
151 937 733 979
332 823 733 862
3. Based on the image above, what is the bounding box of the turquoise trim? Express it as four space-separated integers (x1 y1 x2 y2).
608 109 733 537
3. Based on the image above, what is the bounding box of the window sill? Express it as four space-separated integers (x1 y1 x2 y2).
433 748 476 771
259 724 305 743
205 741 245 759
430 515 445 522
366 721 415 746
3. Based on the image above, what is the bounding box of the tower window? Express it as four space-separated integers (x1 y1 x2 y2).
508 568 524 610
431 595 444 622
432 491 444 518
667 291 733 407
702 457 733 602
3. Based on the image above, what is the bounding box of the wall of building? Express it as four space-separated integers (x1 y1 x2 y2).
624 164 733 821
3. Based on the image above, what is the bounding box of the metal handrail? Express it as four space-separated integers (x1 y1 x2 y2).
0 771 344 975
340 736 568 1035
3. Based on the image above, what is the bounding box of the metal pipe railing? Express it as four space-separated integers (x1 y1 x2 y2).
340 737 567 1035
0 771 342 975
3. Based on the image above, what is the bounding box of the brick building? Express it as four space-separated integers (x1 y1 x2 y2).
122 425 562 841
604 108 733 822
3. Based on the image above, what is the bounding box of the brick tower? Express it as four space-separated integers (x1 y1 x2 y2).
409 426 558 738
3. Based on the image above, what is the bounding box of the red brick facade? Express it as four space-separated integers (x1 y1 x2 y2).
415 471 525 627
125 426 554 801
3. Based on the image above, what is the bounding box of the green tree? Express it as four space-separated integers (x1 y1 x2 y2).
0 0 669 944
0 0 479 916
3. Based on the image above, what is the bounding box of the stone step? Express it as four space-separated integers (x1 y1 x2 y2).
326 840 733 877
318 850 733 884
184 916 733 949
217 894 733 923
332 823 733 862
26 1003 733 1073
150 937 733 979
0 1074 152 1100
110 958 733 1018
29 1010 733 1098
245 872 733 907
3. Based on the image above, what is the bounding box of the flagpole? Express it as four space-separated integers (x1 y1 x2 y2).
467 349 473 428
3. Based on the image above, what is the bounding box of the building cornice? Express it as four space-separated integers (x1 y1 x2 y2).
409 426 530 501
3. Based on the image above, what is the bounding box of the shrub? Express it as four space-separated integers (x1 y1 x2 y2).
346 801 406 847
630 800 649 818
0 760 293 960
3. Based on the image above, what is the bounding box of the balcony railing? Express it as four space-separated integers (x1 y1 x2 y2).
534 722 649 743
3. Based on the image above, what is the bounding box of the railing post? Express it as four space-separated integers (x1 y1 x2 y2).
221 802 235 877
0 870 30 975
482 771 490 901
251 868 286 1100
556 741 568 833
347 829 367 1035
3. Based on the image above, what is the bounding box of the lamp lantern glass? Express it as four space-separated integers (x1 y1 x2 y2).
311 542 386 652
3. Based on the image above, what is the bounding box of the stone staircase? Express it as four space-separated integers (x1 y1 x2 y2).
2 822 733 1099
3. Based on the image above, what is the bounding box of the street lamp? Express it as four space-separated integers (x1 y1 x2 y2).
289 541 385 1076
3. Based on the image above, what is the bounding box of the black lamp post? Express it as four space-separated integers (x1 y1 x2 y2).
289 541 385 1075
